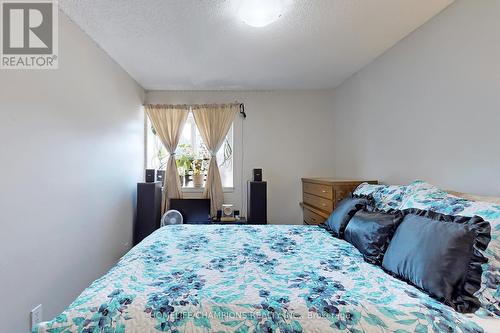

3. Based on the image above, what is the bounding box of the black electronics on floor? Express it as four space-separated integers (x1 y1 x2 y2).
145 169 156 183
170 199 211 224
134 182 162 245
247 181 267 224
253 168 262 182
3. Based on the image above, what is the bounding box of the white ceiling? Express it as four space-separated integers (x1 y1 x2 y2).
60 0 453 90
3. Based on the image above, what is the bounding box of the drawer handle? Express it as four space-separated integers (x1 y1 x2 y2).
322 203 326 206
322 190 327 193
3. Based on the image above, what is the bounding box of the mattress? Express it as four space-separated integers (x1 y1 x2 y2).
35 225 491 333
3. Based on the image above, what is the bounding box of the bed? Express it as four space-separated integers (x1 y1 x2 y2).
36 224 490 333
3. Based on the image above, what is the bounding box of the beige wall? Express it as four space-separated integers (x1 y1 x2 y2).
329 0 500 196
146 90 335 224
0 13 145 332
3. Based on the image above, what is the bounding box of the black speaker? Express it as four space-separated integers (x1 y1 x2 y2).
134 182 162 245
253 168 262 182
156 170 165 182
248 181 267 224
145 169 156 183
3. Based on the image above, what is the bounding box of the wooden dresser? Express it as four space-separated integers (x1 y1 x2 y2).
301 178 378 225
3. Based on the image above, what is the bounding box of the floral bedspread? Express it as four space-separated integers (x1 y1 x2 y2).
36 225 486 333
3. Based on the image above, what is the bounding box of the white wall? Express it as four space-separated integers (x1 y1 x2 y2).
146 90 335 224
329 0 500 196
0 14 145 332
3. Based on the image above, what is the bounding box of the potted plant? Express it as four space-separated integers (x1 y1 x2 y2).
176 144 194 186
192 159 204 188
176 155 193 186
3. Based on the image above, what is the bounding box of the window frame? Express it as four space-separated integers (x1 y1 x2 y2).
144 108 235 193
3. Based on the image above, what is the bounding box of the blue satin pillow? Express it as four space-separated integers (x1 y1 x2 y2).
325 196 371 237
344 209 404 265
382 209 491 313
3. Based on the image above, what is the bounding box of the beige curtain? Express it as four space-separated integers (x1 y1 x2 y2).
192 104 239 215
145 104 189 213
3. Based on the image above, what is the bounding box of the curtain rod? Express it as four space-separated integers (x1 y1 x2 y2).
144 102 247 118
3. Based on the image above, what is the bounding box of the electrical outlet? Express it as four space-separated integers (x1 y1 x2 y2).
31 304 42 329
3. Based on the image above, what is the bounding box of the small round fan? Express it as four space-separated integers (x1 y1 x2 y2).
161 210 183 226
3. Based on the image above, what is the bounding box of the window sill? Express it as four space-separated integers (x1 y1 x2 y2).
181 187 235 193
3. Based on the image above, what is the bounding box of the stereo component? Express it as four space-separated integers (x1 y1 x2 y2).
145 169 156 183
247 181 267 224
253 168 262 182
156 170 165 182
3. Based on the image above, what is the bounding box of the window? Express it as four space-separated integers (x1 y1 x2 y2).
146 112 233 188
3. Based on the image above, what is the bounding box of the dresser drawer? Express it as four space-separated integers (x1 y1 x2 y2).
303 182 333 200
303 193 333 213
303 206 326 225
301 179 378 225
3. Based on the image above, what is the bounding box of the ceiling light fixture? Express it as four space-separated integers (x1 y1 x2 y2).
238 0 291 28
